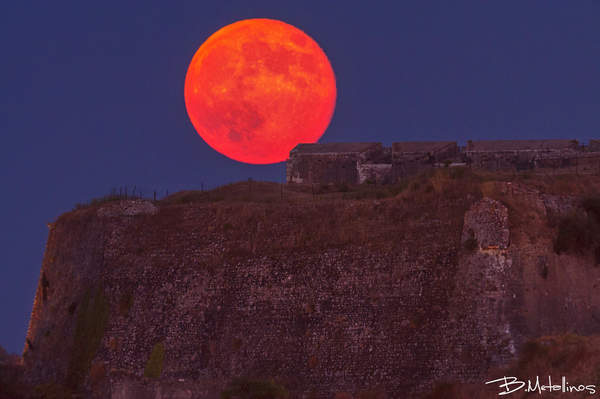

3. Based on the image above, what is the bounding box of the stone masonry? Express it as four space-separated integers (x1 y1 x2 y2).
287 139 600 185
22 191 600 399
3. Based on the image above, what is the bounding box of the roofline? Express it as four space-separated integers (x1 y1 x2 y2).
466 139 580 151
290 142 382 155
392 141 457 153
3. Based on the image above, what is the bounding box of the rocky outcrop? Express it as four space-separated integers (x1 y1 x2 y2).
461 197 509 250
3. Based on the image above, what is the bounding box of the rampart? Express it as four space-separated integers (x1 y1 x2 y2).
22 188 600 398
287 139 600 185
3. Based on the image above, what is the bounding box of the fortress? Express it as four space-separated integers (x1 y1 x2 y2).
19 144 600 399
287 139 600 184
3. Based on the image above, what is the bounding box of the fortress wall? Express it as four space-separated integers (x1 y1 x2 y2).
23 207 108 385
288 142 599 185
467 151 600 175
534 154 600 175
468 150 536 172
392 156 435 181
292 153 361 184
22 194 600 399
357 164 392 184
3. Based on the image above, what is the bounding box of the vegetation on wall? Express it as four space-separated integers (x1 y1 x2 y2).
220 377 289 399
65 288 110 392
143 343 164 378
73 194 130 210
553 195 600 255
423 333 600 399
582 196 600 224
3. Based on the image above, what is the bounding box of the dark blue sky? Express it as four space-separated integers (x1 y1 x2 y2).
1 1 599 354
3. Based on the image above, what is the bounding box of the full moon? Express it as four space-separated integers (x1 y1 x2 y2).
184 19 337 164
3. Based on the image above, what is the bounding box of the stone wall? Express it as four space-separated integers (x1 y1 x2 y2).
466 149 600 175
357 164 393 185
287 146 383 184
23 193 600 399
287 141 599 185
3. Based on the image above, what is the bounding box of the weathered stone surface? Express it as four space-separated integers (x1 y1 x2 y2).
22 186 600 399
461 198 509 250
97 200 157 217
287 140 600 185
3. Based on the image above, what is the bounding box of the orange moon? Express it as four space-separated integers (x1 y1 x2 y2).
184 19 337 164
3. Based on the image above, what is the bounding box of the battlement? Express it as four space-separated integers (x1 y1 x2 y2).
287 139 599 184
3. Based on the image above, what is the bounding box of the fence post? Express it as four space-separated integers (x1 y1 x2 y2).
154 191 156 203
141 190 142 199
125 187 127 198
132 186 136 199
167 189 168 197
201 182 203 193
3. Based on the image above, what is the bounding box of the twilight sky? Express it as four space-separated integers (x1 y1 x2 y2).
1 1 599 354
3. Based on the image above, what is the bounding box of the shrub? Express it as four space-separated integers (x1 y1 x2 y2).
582 195 600 224
143 343 164 378
220 377 289 399
553 210 599 255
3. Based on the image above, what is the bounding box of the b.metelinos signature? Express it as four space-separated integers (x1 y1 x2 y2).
486 376 596 395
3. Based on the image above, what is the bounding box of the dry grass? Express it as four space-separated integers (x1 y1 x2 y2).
159 181 344 205
62 171 600 258
153 169 484 257
509 174 600 197
423 334 600 399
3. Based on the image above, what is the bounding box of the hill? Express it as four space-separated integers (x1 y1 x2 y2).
15 169 600 398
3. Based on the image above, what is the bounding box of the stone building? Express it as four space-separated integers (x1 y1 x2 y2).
466 139 581 172
286 142 382 183
392 141 457 181
287 139 599 185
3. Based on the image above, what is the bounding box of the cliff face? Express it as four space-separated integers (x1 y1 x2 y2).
22 182 600 399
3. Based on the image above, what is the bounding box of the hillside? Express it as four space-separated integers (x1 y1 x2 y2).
16 170 600 398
